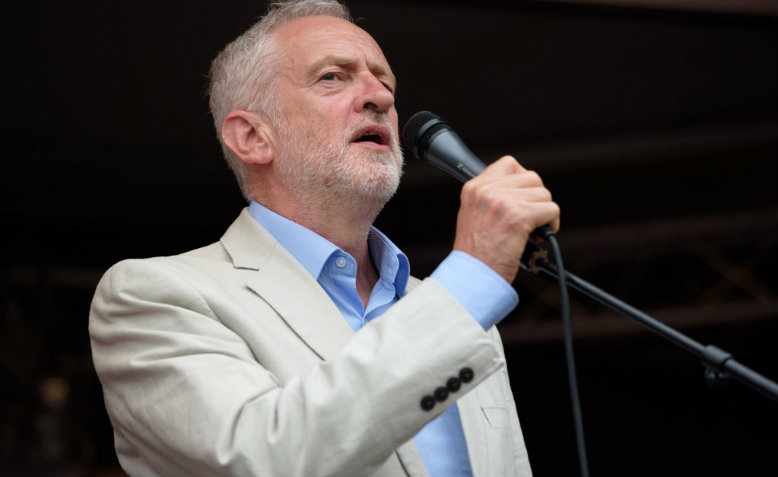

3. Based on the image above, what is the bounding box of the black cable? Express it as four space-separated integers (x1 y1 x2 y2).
545 232 590 477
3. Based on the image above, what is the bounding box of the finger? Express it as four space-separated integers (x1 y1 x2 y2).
509 186 553 203
478 155 526 179
520 201 561 236
467 168 544 197
539 202 561 234
489 169 545 190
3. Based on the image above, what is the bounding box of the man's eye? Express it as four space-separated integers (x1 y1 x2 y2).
320 73 338 81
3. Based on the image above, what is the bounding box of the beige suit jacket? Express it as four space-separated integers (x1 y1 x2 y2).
90 209 532 476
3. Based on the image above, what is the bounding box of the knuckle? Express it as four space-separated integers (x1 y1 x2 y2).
531 186 552 202
460 180 478 200
496 155 516 165
525 170 543 185
469 181 495 202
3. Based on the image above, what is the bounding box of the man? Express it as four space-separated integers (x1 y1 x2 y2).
89 1 560 476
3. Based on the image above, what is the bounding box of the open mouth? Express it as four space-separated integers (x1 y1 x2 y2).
351 125 390 147
355 133 384 145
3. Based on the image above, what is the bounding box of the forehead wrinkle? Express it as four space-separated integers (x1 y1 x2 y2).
273 17 395 85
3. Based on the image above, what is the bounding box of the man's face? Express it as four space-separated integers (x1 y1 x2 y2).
268 15 403 204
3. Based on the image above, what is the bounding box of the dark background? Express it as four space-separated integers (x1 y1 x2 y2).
2 1 776 475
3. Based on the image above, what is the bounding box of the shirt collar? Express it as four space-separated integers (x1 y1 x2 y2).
368 226 410 296
248 201 410 296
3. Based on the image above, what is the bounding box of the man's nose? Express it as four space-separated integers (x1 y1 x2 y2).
355 73 394 114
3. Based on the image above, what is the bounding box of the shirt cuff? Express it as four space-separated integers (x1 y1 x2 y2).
430 250 519 330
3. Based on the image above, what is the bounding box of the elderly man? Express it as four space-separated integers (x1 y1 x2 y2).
89 1 560 476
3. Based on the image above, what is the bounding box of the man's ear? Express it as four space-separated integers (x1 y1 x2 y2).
221 110 275 165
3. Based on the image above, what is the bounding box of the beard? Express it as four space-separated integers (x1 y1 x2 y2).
273 113 404 210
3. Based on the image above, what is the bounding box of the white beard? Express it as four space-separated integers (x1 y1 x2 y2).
273 113 404 209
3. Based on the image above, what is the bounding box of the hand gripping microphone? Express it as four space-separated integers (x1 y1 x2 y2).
401 110 554 240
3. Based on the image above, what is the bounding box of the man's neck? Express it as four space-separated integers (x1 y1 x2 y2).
259 192 385 308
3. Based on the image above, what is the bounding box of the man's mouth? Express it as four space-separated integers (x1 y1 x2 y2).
355 133 383 144
351 125 391 148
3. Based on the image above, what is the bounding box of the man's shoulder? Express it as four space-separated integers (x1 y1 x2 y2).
96 241 233 293
180 240 232 261
115 240 228 269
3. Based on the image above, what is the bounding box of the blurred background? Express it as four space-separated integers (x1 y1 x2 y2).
2 0 776 475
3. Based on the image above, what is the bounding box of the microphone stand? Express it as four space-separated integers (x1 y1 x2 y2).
521 241 778 402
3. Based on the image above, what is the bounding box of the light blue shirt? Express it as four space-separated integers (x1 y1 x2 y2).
248 201 518 477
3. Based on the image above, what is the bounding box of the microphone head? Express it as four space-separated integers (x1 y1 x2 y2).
402 111 451 161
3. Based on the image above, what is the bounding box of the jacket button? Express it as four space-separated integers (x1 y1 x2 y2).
434 386 449 402
459 367 474 383
447 377 462 392
420 395 436 411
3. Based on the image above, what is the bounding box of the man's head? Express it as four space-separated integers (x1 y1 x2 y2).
208 0 403 211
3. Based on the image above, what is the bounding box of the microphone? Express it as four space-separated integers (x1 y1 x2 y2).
402 110 554 240
402 111 485 183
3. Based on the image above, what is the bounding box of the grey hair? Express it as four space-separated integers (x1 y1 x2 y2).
208 0 352 201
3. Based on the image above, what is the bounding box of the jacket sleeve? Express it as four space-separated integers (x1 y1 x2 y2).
89 257 507 477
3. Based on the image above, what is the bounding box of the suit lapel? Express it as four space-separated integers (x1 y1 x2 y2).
222 210 430 476
221 208 354 361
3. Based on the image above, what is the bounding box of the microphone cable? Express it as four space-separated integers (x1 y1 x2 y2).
540 229 590 477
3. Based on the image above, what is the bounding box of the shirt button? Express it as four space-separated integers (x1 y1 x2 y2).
335 256 347 268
